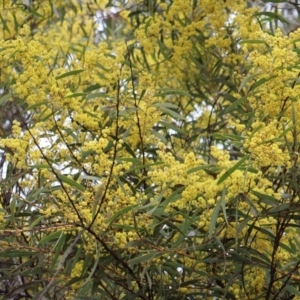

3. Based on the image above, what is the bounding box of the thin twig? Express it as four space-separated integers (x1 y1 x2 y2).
15 104 85 227
37 230 84 300
125 42 147 190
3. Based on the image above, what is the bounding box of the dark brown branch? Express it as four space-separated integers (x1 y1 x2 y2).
126 42 147 190
14 104 85 227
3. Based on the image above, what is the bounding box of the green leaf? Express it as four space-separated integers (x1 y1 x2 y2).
82 253 94 278
237 216 252 236
174 213 195 245
284 285 300 296
208 197 222 239
238 166 258 173
0 250 37 257
153 102 179 109
92 182 105 218
151 130 167 144
230 250 253 264
84 83 101 92
225 96 247 113
159 121 186 135
143 183 171 214
86 92 108 100
187 164 213 174
278 125 294 138
116 157 142 165
29 215 44 229
3 282 41 300
57 174 85 192
254 11 289 24
253 226 275 240
220 188 228 225
217 155 249 185
250 75 277 92
251 191 277 207
238 73 259 93
39 231 62 245
156 186 183 212
55 69 84 80
128 10 146 17
157 40 171 60
71 243 84 272
268 203 290 214
26 100 49 111
78 174 101 181
155 88 190 97
29 164 51 169
240 193 259 217
0 93 11 105
106 205 138 225
51 232 67 269
212 133 244 141
128 252 165 267
64 92 86 99
239 39 268 45
159 106 185 120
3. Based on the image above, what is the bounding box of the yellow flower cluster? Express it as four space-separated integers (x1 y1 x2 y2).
1 2 300 299
247 28 300 118
70 261 84 290
0 134 28 169
243 120 290 168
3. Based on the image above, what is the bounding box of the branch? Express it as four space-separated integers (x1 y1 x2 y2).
15 104 85 227
37 230 84 300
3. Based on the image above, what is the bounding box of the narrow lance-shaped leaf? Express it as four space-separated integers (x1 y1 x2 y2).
57 174 85 192
221 188 228 225
217 155 250 185
208 197 222 239
55 69 84 80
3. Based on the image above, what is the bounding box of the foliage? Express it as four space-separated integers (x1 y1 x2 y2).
1 0 300 299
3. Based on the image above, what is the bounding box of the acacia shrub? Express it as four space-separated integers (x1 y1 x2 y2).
0 1 300 300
